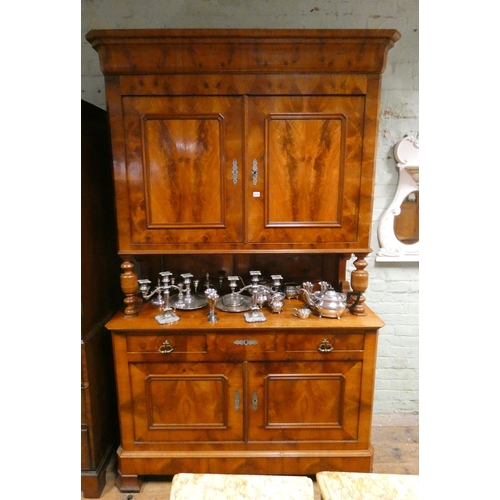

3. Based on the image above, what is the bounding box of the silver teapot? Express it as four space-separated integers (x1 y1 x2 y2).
301 283 360 319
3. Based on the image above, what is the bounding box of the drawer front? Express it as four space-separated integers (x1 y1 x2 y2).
126 335 207 354
285 333 364 353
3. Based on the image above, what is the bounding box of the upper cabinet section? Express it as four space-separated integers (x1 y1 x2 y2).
86 29 400 255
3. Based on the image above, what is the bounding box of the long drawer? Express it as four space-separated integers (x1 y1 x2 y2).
120 331 366 362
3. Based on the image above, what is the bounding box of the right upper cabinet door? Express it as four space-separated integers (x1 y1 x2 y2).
246 95 365 246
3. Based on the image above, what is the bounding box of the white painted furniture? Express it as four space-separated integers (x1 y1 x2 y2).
169 473 314 500
377 136 419 262
316 471 419 500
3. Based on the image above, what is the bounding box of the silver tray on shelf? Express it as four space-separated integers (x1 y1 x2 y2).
216 293 252 313
169 293 208 310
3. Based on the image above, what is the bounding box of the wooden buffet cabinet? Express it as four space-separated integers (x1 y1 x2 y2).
86 28 399 492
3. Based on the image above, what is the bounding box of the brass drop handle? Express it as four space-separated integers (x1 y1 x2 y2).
318 339 334 353
158 340 174 354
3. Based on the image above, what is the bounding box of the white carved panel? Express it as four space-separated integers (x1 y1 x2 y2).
377 136 419 262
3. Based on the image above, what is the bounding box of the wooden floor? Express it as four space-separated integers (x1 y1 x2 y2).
82 413 418 499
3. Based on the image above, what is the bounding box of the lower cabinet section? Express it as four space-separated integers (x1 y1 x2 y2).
107 302 383 492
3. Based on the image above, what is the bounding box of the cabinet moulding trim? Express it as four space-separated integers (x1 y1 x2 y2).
118 449 373 459
117 248 373 255
86 29 400 76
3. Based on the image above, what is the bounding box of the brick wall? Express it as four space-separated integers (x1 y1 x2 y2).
81 0 419 415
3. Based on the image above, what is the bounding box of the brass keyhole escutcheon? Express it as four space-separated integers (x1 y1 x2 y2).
252 390 258 411
234 390 240 411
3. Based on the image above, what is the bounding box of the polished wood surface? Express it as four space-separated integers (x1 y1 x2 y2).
81 100 122 498
106 301 383 490
84 30 398 490
122 95 244 246
86 28 399 254
86 29 400 75
107 299 384 331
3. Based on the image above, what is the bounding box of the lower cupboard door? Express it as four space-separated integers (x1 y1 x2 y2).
247 361 362 442
128 362 244 443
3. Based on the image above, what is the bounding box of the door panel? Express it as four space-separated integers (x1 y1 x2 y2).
129 362 244 442
122 96 244 245
246 96 365 244
247 361 362 442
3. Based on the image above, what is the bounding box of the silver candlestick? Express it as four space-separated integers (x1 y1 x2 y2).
138 271 182 324
242 271 267 323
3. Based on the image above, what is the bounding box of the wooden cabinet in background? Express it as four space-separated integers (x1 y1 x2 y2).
81 100 123 498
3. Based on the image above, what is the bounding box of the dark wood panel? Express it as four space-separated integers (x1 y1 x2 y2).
81 101 122 332
131 253 347 296
81 100 122 498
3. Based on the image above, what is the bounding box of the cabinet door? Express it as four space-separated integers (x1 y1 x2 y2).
247 361 362 442
121 96 244 247
128 361 244 443
246 96 365 245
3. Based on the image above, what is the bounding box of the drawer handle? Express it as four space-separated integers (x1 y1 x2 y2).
234 390 240 411
318 339 334 353
158 340 174 354
233 339 258 346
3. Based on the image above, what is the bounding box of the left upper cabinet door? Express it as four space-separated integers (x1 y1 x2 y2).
120 96 244 250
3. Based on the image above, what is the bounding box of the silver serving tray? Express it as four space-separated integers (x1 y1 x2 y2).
169 293 208 310
216 294 252 313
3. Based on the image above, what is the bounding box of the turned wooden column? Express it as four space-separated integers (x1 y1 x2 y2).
350 253 369 316
120 257 140 317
